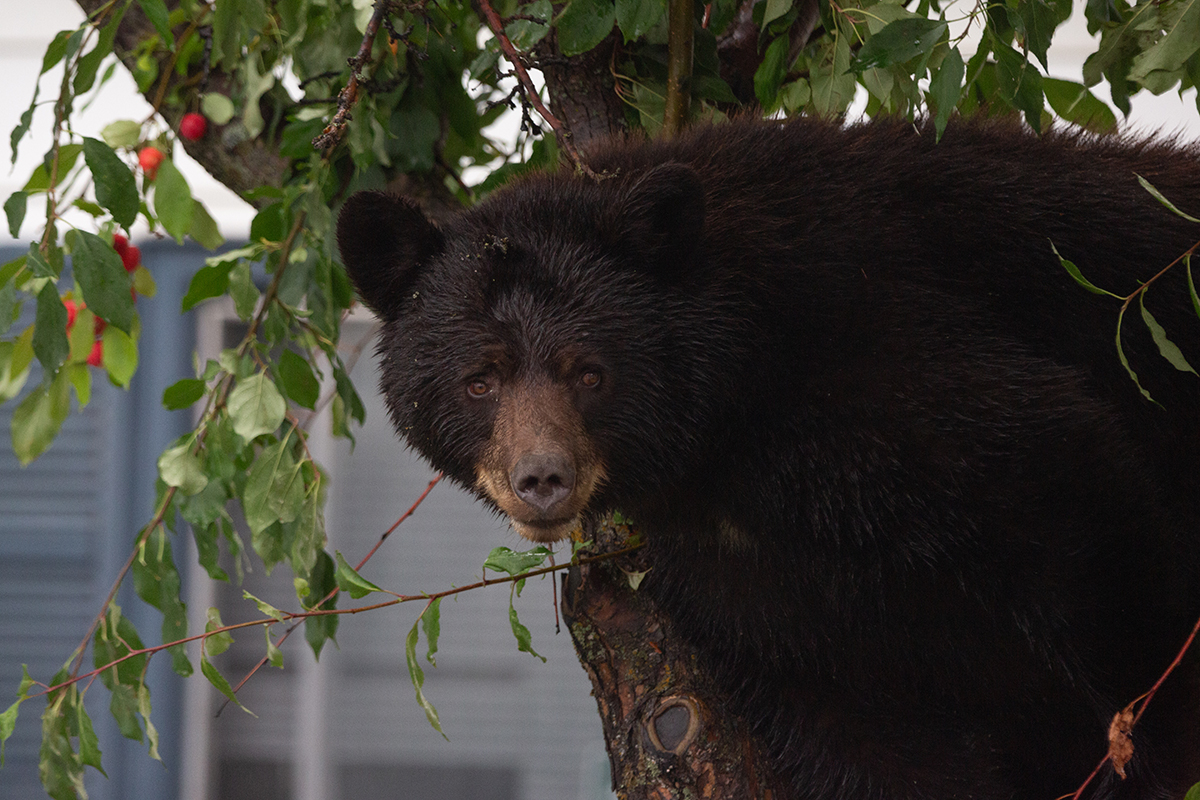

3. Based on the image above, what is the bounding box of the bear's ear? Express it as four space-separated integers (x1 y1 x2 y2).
337 191 445 318
608 162 706 278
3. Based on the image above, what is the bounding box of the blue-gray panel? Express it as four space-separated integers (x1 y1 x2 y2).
0 240 204 800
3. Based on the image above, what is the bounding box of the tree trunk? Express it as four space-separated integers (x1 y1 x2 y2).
563 518 784 799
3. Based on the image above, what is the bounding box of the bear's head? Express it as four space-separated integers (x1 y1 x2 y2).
336 164 736 542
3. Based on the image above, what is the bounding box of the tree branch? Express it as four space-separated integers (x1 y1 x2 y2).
663 0 694 137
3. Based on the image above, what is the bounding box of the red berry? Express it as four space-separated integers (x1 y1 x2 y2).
180 113 208 141
121 244 141 273
86 340 103 367
138 147 164 179
112 233 128 253
93 316 107 335
64 299 79 331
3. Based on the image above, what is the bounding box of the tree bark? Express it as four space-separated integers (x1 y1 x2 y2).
74 0 290 203
563 518 784 799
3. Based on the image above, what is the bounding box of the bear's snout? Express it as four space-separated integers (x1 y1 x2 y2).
511 451 576 514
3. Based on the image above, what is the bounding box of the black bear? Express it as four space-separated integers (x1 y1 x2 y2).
336 118 1200 800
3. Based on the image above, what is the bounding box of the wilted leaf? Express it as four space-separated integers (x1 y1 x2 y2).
406 618 448 738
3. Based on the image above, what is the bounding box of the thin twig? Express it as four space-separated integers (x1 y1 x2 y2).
475 0 596 178
313 0 393 155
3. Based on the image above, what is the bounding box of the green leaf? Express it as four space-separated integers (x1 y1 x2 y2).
278 349 320 409
181 261 234 311
761 0 793 27
853 18 947 72
754 34 792 109
100 120 142 149
158 440 209 495
1116 304 1155 403
0 699 19 766
84 138 139 228
76 16 122 91
483 545 552 576
556 0 616 56
190 202 225 250
1140 293 1197 374
132 525 192 676
154 158 194 243
27 242 57 279
1128 0 1200 88
101 325 139 388
507 0 555 48
228 260 259 320
33 283 69 375
993 37 1045 130
265 630 284 667
1137 174 1200 223
1184 781 1200 800
162 377 206 410
423 598 442 666
11 370 70 464
334 551 384 599
615 0 665 41
243 436 305 535
1188 257 1200 320
508 589 546 662
810 33 856 116
929 47 964 141
67 363 91 408
1010 0 1071 71
201 93 236 124
4 191 27 237
137 683 161 761
227 372 287 442
203 608 234 656
200 657 254 715
1042 78 1117 133
68 229 134 333
406 618 448 738
244 591 286 622
74 696 105 775
304 552 339 659
1051 241 1122 298
136 0 175 48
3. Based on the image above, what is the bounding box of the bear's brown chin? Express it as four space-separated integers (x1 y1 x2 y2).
510 516 580 543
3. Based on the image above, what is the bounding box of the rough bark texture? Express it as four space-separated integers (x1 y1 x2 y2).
74 0 290 204
534 29 629 145
563 519 784 799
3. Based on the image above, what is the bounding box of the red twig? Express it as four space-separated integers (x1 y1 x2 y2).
220 474 443 709
1067 611 1200 800
313 0 392 155
475 0 596 178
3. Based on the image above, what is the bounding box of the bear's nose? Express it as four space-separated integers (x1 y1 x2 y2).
510 452 576 514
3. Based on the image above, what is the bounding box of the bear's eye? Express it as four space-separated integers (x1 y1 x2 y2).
580 370 602 389
466 379 493 398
